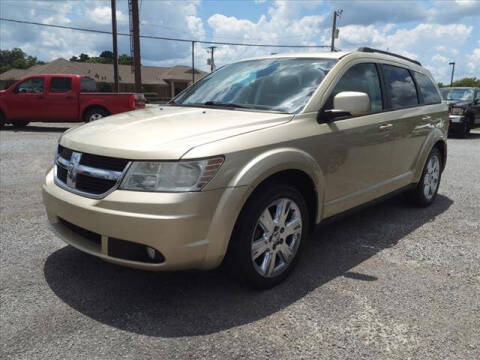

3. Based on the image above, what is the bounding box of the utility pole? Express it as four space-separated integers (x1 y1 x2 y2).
192 41 195 83
129 0 142 93
207 46 216 72
330 9 343 52
111 0 119 93
449 62 455 86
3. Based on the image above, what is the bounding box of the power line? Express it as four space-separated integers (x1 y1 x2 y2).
0 17 330 48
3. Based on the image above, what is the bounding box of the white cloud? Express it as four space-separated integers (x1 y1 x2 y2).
1 0 478 84
86 7 128 25
466 48 480 73
432 54 448 63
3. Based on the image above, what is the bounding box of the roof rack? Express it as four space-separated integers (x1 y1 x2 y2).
357 47 421 66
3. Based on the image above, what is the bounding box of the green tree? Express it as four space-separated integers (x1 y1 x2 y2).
99 50 114 61
79 53 90 62
0 48 45 74
118 54 133 65
69 51 132 65
451 77 480 87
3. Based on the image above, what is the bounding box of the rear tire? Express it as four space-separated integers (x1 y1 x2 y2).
227 184 310 289
0 112 5 129
12 120 30 128
84 107 109 122
411 148 442 207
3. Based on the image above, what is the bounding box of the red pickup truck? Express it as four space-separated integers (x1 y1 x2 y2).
0 74 145 128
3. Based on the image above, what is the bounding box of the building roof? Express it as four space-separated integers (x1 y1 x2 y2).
0 58 206 85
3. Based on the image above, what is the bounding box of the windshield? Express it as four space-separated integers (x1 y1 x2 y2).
441 88 474 101
173 57 338 113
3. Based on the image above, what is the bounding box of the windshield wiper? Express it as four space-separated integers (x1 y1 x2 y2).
203 101 249 108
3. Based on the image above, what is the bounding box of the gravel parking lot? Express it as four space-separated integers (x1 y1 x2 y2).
1 123 479 359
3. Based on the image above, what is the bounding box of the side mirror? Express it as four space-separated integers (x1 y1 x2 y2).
333 91 370 116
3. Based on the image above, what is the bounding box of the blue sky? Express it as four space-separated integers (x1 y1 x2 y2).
1 0 479 83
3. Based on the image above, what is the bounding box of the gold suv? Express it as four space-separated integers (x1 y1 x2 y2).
43 48 448 288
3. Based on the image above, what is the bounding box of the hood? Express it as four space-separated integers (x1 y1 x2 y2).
60 105 293 159
446 100 471 107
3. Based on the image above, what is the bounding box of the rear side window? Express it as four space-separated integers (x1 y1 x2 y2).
50 77 72 93
327 63 383 113
81 77 97 92
15 77 44 93
413 72 441 104
383 65 419 109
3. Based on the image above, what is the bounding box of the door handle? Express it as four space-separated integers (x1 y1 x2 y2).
379 124 393 130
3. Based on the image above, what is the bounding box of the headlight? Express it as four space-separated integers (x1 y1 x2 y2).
450 107 464 115
120 156 224 192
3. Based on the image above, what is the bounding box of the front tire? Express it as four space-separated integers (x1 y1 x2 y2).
227 184 310 289
412 148 442 207
459 119 470 138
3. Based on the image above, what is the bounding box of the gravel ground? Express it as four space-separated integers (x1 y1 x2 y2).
1 123 479 359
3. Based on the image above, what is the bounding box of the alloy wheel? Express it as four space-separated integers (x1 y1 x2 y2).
89 113 103 121
423 154 440 201
251 198 302 278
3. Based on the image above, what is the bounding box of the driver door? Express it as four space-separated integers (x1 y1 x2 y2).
8 77 47 121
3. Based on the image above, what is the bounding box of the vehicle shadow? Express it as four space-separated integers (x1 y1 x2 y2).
44 193 453 338
1 125 71 133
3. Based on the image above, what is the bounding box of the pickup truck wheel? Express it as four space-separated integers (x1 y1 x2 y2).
84 107 109 122
412 148 442 207
12 120 30 128
227 184 309 289
0 112 5 129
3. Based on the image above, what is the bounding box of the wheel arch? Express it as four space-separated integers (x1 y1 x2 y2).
413 131 447 183
82 104 110 122
199 148 326 270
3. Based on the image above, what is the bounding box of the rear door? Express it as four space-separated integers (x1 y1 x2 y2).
8 77 47 120
382 65 434 178
44 76 78 121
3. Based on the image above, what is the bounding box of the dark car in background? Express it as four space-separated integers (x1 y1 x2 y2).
440 87 480 138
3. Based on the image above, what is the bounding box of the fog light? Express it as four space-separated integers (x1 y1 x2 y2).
146 246 156 260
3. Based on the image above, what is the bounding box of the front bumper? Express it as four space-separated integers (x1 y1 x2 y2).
42 169 246 271
448 115 466 129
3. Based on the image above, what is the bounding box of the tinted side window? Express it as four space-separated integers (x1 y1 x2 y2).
327 63 383 113
413 72 441 105
81 77 97 92
383 65 418 109
16 77 44 93
475 90 480 100
50 77 72 93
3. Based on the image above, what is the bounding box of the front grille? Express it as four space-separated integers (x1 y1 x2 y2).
58 144 73 159
59 218 101 246
80 153 129 172
57 165 68 183
76 174 117 195
55 145 129 198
